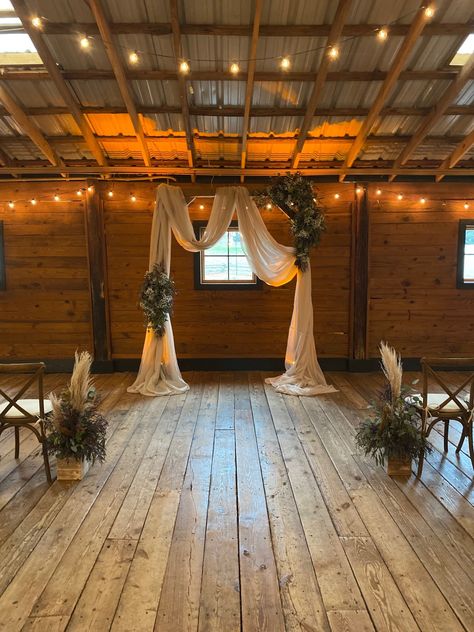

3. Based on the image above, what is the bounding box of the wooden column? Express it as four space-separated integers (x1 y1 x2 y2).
84 180 112 370
350 184 370 361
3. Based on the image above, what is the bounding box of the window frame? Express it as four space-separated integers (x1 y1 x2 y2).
457 219 474 289
193 221 262 291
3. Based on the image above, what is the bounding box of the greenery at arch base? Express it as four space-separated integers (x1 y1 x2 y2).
254 172 326 271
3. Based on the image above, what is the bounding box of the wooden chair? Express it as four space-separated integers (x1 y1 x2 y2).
0 362 53 484
416 357 474 477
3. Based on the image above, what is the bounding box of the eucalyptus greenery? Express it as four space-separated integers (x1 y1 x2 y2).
254 172 326 271
140 263 176 337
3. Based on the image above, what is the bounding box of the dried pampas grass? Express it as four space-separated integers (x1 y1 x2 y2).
69 351 93 412
380 341 402 402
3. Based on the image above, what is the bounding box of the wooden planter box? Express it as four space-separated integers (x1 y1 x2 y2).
56 457 90 481
387 456 412 477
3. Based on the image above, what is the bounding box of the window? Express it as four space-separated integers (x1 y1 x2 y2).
194 222 260 290
0 1 42 66
449 33 474 66
457 220 474 289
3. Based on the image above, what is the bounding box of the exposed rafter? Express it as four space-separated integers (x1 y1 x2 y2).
340 1 429 182
169 0 196 173
10 0 107 167
389 53 474 181
240 0 263 182
291 0 352 168
436 127 474 182
0 84 64 168
88 0 151 167
33 21 474 37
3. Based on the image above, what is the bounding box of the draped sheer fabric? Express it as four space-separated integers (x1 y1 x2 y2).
128 184 336 397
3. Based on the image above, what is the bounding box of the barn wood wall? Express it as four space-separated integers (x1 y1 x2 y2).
0 180 472 364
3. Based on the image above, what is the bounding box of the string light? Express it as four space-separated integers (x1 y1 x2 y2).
179 60 190 74
420 197 426 204
53 194 60 201
266 203 272 209
464 202 470 210
376 188 382 196
129 51 139 64
30 198 37 205
87 185 94 192
280 56 291 70
80 37 90 49
8 201 14 209
199 204 204 210
334 193 340 199
397 193 403 200
108 190 114 197
76 189 83 196
31 16 42 29
328 46 339 60
424 5 435 18
377 27 388 41
130 194 137 202
356 186 363 194
230 62 240 75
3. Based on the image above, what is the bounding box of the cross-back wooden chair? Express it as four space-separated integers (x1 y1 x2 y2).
416 357 474 477
0 362 53 484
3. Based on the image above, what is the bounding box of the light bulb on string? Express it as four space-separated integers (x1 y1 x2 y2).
377 27 388 41
87 185 94 193
179 60 190 74
54 194 60 201
80 37 90 50
424 5 435 18
280 56 290 70
328 46 339 60
31 198 37 206
334 193 340 199
129 51 139 64
8 201 14 209
31 16 42 29
356 186 363 194
76 189 83 197
130 194 137 203
397 193 403 200
375 188 382 196
230 62 240 75
266 203 272 210
199 204 204 210
464 202 470 210
420 197 426 204
108 190 114 198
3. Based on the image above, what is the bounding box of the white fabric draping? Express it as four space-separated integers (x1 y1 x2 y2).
128 183 336 397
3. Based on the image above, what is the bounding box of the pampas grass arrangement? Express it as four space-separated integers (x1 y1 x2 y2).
44 351 108 464
380 341 402 403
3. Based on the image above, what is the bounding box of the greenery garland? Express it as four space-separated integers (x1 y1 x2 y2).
254 172 326 271
140 263 176 337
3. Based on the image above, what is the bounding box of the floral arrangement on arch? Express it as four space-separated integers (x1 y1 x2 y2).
45 351 108 464
254 172 326 271
139 263 176 337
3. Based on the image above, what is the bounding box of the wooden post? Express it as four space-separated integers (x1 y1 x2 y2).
84 180 112 370
351 184 370 361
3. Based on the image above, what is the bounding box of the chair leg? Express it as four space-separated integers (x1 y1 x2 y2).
417 448 425 477
467 423 474 470
444 420 450 453
14 426 20 459
456 427 467 453
42 442 52 485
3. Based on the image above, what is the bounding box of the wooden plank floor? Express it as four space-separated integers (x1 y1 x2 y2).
0 371 473 632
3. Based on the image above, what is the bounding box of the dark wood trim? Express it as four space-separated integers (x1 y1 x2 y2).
0 220 5 290
351 185 370 359
457 219 474 289
84 180 112 362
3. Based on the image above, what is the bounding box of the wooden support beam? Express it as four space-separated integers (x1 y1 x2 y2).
341 1 429 182
390 53 474 181
36 21 474 38
291 0 352 168
350 185 369 360
240 0 263 182
84 180 112 366
169 0 196 174
2 68 472 83
10 0 107 167
436 128 474 182
88 0 151 167
0 84 64 168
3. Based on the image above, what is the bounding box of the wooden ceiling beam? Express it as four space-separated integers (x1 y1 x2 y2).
240 0 263 182
0 84 64 168
1 104 472 118
37 21 473 37
169 0 196 174
436 128 474 182
0 165 473 177
88 0 151 167
291 0 352 168
2 68 472 83
389 53 474 181
340 1 429 182
10 0 107 167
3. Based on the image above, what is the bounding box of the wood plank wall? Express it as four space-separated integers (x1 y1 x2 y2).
368 182 474 358
0 179 472 364
0 182 92 360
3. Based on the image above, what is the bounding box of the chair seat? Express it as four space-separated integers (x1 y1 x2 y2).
1 398 53 419
408 393 468 413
